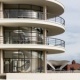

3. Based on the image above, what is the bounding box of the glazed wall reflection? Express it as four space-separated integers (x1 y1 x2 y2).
4 27 43 44
4 50 43 73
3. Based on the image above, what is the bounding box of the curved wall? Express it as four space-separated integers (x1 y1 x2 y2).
4 50 43 73
0 0 64 15
0 0 65 73
0 19 65 36
0 44 65 53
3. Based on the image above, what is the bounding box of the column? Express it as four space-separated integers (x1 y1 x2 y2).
43 28 47 73
0 26 3 44
43 29 47 44
0 2 3 18
43 5 47 43
0 2 4 74
0 50 3 73
43 51 47 73
43 5 47 73
43 29 47 73
0 2 3 44
43 5 47 20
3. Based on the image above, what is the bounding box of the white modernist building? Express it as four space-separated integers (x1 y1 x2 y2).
0 0 65 79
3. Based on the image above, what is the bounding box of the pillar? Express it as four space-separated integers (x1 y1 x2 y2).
0 2 3 44
43 51 47 73
0 2 4 74
43 5 47 20
0 2 3 18
43 5 47 73
0 50 3 73
0 26 3 44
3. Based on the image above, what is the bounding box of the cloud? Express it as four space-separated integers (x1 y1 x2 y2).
48 0 80 63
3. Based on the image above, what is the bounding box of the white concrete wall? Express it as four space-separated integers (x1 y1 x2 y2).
0 44 65 53
6 73 80 80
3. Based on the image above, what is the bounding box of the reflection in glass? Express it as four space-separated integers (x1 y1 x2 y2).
4 50 43 73
4 27 43 44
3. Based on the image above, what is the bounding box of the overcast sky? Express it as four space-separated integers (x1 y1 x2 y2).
47 0 80 63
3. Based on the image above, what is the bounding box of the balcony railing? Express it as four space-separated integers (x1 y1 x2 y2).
3 10 65 25
0 36 65 47
47 38 65 47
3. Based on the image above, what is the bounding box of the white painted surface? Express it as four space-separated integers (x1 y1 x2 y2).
0 0 64 15
6 73 80 80
0 44 65 54
0 19 65 36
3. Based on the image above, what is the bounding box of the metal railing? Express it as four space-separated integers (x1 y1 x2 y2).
3 10 65 25
0 36 65 47
47 38 65 47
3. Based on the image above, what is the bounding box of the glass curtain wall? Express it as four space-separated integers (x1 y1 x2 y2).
4 4 43 19
3 50 43 73
4 27 43 44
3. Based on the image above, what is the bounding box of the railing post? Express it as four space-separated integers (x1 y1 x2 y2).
64 41 65 47
60 17 62 25
55 17 56 22
55 38 56 46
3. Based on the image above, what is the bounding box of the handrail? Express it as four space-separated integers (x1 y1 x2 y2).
3 10 65 25
0 36 65 47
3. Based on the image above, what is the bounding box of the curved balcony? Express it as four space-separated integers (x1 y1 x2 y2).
4 10 65 26
0 36 65 48
47 38 65 48
1 0 64 15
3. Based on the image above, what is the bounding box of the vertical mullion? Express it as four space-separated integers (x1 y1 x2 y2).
38 52 39 72
31 51 32 72
24 51 25 71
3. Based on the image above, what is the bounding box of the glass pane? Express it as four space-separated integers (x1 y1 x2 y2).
24 51 32 58
32 6 40 11
31 58 39 73
4 60 10 73
13 60 17 66
4 50 43 73
21 59 31 72
13 67 17 72
19 4 31 9
9 10 18 18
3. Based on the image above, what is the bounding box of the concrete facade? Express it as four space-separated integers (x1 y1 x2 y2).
0 0 65 79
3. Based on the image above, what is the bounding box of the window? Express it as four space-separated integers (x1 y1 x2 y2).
4 27 43 44
4 50 43 73
4 4 43 18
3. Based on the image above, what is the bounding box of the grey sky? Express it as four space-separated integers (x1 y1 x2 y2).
47 0 80 63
